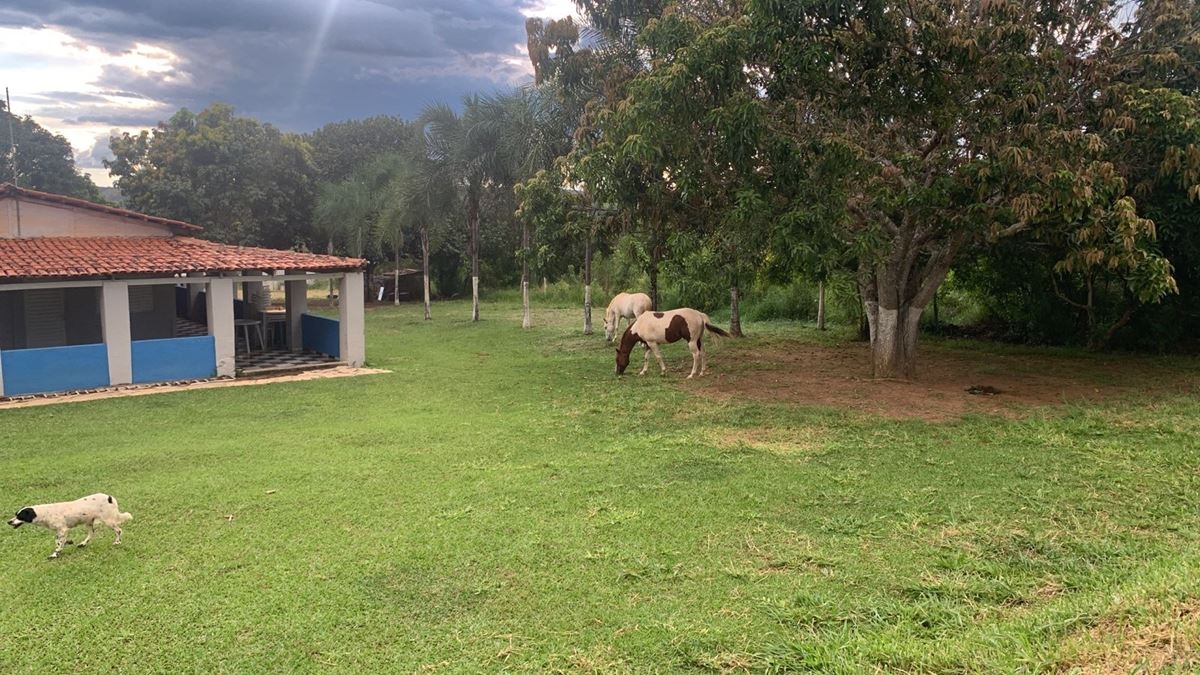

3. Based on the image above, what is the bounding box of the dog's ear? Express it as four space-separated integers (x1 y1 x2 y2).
16 507 36 523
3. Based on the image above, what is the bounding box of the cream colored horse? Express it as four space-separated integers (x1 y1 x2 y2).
604 292 653 341
615 308 731 378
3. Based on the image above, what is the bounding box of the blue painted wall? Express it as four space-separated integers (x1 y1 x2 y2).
131 336 217 384
301 314 340 358
2 344 109 396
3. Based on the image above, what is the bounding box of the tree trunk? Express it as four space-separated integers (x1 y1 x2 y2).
729 284 743 337
583 235 593 335
862 300 923 379
649 245 661 311
327 237 336 302
468 191 480 322
521 220 531 329
421 225 431 320
393 241 400 306
817 280 826 331
858 232 963 380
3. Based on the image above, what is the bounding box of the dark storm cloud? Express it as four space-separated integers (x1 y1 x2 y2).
9 0 546 134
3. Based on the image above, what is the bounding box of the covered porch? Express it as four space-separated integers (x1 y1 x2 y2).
0 257 365 399
0 183 366 398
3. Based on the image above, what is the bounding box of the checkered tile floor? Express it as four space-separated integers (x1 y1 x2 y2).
237 348 339 375
175 317 208 337
174 318 339 375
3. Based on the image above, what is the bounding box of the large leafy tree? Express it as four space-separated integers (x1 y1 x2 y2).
106 103 317 247
576 0 1181 378
307 115 413 184
0 100 99 200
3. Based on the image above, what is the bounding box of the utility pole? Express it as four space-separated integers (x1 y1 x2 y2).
5 87 22 236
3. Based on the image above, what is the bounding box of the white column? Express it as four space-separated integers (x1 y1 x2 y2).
338 272 365 367
206 278 236 377
101 281 132 386
285 279 308 353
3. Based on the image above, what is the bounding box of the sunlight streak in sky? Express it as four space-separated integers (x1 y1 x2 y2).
293 0 343 112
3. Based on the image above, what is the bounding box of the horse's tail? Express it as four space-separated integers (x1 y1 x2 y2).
705 322 732 338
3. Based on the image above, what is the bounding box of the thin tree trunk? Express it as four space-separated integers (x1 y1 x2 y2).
583 234 593 335
649 245 661 311
729 283 743 337
817 280 826 331
393 241 400 306
469 191 480 322
421 225 431 320
521 221 531 329
327 237 336 303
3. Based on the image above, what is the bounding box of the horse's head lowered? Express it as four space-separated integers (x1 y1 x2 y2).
614 325 639 375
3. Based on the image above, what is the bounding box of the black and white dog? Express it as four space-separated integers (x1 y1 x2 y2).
9 493 132 559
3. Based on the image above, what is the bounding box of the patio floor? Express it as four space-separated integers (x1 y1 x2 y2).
236 348 339 376
175 317 340 376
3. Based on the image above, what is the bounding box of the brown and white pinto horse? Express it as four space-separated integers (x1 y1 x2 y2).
604 292 653 341
615 308 731 378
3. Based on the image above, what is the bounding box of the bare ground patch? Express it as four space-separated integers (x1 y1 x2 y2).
691 339 1200 422
1054 600 1200 674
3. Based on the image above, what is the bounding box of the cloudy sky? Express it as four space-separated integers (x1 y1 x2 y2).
0 0 578 186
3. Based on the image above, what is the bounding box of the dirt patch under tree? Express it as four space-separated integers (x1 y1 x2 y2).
690 338 1199 422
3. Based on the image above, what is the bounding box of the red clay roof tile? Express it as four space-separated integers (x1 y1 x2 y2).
0 236 365 280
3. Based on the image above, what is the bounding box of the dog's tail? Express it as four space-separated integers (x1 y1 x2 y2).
119 511 133 523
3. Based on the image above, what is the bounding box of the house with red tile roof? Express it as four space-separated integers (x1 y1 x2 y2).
0 183 367 397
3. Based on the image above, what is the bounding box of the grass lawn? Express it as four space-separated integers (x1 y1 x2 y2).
1 298 1199 672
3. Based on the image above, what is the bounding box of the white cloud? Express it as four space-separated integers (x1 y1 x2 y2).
520 0 579 20
1 26 182 186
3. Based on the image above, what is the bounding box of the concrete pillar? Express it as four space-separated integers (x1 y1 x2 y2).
338 272 365 367
101 281 132 386
206 278 236 377
285 279 308 353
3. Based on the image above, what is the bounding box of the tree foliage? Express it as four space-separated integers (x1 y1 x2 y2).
0 100 99 200
106 103 316 247
569 0 1192 376
307 116 413 184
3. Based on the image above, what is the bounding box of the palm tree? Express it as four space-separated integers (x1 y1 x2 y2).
473 89 574 328
419 101 494 321
380 135 460 319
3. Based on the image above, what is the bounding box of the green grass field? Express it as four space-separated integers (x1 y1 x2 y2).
1 299 1198 672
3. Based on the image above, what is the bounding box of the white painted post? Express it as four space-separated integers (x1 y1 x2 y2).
285 279 308 353
206 278 236 377
101 281 132 386
0 343 5 398
339 272 365 367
